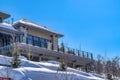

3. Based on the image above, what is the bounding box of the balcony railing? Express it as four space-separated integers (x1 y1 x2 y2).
0 43 93 61
0 45 12 55
58 46 93 60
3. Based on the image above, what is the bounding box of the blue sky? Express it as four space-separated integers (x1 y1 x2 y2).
0 0 120 59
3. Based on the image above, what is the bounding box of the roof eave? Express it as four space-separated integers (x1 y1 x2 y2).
0 11 11 19
13 21 64 38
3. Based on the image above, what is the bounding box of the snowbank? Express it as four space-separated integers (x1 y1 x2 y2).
0 55 105 80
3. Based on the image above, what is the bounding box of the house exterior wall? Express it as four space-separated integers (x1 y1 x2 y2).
18 26 59 51
27 29 59 51
27 29 51 40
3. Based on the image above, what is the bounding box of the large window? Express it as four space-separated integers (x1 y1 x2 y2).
39 38 45 48
15 34 21 42
0 33 11 47
33 36 39 46
27 35 33 45
26 34 51 48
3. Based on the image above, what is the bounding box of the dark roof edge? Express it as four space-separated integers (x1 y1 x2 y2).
0 11 11 19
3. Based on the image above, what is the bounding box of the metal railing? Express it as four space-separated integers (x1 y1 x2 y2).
0 45 12 55
58 46 93 60
0 43 93 60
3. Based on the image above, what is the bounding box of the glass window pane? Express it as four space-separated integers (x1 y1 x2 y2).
40 38 44 42
27 35 32 39
27 34 51 49
33 36 39 41
41 43 44 48
27 39 33 45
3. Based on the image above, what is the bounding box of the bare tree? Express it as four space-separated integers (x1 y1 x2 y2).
104 59 112 74
59 42 65 52
111 56 120 79
94 55 104 74
56 58 74 80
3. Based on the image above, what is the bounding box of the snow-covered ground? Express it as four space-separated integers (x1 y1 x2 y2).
0 55 105 80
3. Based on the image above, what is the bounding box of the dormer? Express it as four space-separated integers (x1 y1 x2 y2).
0 11 10 23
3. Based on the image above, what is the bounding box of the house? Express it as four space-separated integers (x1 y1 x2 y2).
0 11 93 71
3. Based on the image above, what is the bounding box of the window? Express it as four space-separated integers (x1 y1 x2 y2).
27 35 33 45
39 38 45 48
33 36 39 46
0 17 2 23
15 34 20 42
26 34 51 48
27 35 32 39
46 39 51 43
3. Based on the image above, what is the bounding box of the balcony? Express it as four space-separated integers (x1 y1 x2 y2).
0 43 94 68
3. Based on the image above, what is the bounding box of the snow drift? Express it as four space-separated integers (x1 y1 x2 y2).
0 55 105 80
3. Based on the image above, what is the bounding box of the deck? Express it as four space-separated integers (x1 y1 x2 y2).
0 43 94 68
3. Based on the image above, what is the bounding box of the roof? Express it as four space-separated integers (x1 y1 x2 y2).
0 11 10 19
0 22 16 31
0 22 21 33
13 19 64 38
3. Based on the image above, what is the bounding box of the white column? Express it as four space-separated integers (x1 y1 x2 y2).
19 26 27 43
47 42 52 50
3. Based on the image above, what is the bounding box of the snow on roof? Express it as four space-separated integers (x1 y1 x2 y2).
0 22 17 31
20 19 51 31
14 19 63 37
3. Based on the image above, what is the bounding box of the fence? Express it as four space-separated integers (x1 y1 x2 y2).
0 43 93 60
0 45 12 56
58 46 93 60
